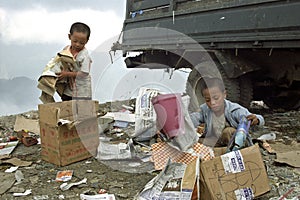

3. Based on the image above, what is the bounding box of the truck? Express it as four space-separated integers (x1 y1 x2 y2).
111 0 300 111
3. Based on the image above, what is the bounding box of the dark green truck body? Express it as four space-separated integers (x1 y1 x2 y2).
113 0 300 110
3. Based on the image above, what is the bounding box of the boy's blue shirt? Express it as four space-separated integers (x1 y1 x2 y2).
190 99 265 136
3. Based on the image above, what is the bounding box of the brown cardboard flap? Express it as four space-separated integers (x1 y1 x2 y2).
200 144 270 200
182 159 198 190
38 103 60 125
275 151 300 167
14 115 40 134
38 100 98 125
74 100 98 120
213 147 227 157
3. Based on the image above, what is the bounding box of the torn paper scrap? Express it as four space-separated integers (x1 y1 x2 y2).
60 178 87 191
5 166 19 173
13 189 32 197
55 170 73 182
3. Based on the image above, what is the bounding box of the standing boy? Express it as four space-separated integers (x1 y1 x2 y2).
56 22 92 101
190 77 264 147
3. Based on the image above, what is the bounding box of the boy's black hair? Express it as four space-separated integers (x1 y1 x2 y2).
199 77 225 96
70 22 91 40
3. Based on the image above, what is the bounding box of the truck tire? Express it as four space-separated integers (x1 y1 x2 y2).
186 61 240 112
239 76 253 108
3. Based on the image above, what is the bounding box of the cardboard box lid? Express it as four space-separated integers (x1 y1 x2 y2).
200 144 270 200
38 100 98 125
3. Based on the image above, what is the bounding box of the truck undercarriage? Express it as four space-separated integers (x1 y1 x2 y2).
112 0 300 110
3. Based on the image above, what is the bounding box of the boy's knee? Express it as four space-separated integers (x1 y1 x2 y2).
223 127 236 137
218 127 236 146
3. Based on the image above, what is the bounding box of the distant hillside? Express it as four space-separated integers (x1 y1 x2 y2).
0 77 40 116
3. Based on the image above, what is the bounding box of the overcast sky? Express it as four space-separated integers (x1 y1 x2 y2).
0 0 125 48
0 0 189 115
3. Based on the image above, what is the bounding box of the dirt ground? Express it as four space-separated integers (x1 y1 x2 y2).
0 103 300 200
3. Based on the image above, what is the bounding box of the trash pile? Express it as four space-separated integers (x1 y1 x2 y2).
0 88 300 199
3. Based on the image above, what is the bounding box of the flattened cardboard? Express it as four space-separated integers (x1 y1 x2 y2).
275 151 300 168
14 115 40 135
38 100 99 166
200 145 270 200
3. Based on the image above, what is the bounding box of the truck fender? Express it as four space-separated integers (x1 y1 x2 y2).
213 50 259 78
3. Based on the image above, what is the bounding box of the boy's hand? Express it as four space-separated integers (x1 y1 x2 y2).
56 71 71 80
246 114 259 125
196 123 205 135
56 71 66 79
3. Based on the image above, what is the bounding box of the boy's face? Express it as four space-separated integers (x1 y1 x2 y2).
202 86 226 114
68 31 88 52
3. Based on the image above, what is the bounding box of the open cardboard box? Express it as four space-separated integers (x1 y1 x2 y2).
38 100 99 166
199 144 270 200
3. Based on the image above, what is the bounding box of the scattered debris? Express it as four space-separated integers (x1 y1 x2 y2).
17 130 38 147
0 172 15 195
261 141 276 154
0 99 300 199
33 195 49 200
3 157 32 167
257 132 277 141
133 87 159 141
4 166 18 173
0 141 18 156
15 170 24 184
80 193 116 200
60 178 87 191
137 159 198 200
55 170 73 182
13 189 32 197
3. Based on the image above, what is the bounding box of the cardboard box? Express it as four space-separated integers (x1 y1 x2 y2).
38 100 99 166
200 144 270 200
